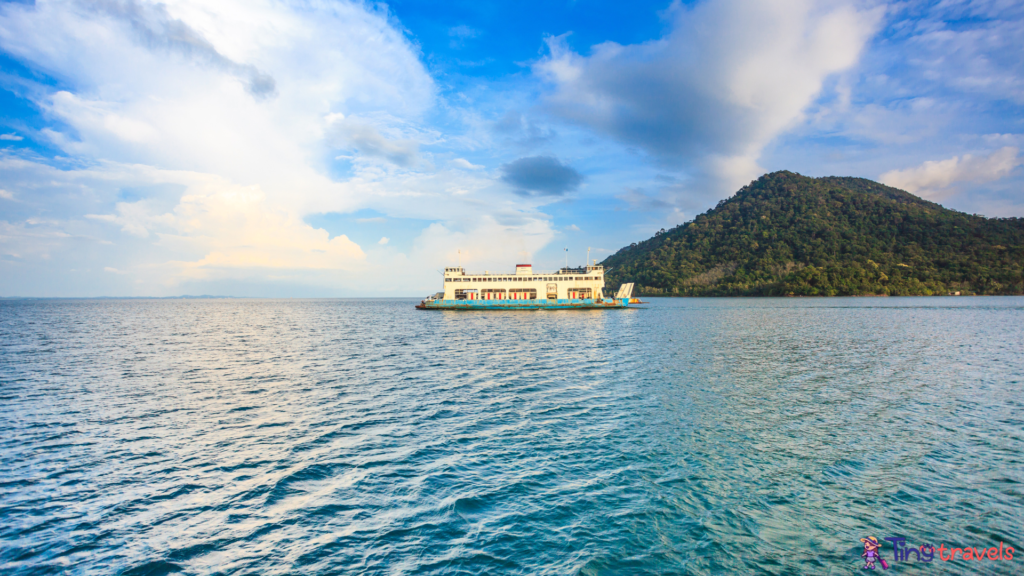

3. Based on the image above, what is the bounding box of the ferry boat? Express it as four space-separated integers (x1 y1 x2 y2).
416 264 636 310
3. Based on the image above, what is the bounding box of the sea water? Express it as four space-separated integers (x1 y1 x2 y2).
1 297 1022 575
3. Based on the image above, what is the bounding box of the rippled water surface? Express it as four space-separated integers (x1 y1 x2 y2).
2 297 1023 575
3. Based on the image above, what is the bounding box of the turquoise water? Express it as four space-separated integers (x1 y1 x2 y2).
1 297 1022 575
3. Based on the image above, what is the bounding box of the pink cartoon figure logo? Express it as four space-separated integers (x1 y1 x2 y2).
861 537 889 570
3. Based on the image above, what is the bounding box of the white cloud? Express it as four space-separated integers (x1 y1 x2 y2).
0 0 551 294
879 147 1021 199
451 158 484 170
378 236 389 245
165 184 365 277
0 0 434 200
80 172 367 278
534 0 884 196
0 133 23 141
0 189 13 200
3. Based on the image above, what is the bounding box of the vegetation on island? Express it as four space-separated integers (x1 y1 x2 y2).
603 171 1024 296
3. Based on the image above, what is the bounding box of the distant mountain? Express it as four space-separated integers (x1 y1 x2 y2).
603 171 1024 296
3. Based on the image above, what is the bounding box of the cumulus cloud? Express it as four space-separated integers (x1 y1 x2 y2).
0 189 13 200
534 0 883 195
0 133 23 141
500 155 582 196
79 173 366 278
879 147 1021 200
166 186 365 276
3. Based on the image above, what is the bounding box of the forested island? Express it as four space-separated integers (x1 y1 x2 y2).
603 171 1024 296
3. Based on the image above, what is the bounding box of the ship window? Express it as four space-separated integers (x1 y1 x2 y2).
568 288 592 299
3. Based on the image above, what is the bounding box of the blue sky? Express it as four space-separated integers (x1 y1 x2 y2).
1 0 1022 297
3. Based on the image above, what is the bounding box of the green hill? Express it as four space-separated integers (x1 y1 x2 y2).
603 171 1024 296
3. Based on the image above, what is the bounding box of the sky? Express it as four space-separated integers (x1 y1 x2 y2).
0 0 1021 297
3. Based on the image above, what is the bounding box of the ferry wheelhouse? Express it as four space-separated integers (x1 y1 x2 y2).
416 264 635 310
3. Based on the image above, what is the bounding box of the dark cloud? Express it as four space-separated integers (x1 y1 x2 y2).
93 0 277 99
500 155 582 196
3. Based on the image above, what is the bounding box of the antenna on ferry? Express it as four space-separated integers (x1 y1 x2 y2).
587 247 591 268
564 247 568 269
458 249 461 269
